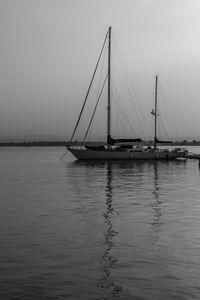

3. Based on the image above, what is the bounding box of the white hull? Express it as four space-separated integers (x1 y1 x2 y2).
68 148 186 161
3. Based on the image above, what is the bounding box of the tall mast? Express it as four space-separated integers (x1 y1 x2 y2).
154 74 158 150
107 26 112 148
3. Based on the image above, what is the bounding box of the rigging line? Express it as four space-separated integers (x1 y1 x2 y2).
157 102 172 141
156 79 176 141
70 30 109 141
158 81 187 137
112 97 122 136
112 33 152 138
112 91 136 137
157 81 177 132
156 87 171 140
113 96 135 137
158 105 175 139
85 50 107 142
112 78 140 137
96 44 107 101
83 74 108 142
59 150 68 160
113 97 127 137
112 37 141 120
159 118 170 140
119 60 149 138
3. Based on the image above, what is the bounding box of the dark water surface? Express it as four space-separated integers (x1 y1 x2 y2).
1 147 200 299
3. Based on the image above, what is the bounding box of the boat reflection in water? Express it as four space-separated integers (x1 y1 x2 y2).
151 162 163 252
97 162 122 297
67 158 189 299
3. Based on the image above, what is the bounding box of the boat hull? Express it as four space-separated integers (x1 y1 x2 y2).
68 148 186 161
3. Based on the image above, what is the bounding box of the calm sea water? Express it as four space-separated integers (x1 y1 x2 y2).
1 146 200 299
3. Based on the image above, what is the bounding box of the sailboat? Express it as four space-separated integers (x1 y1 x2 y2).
67 27 187 161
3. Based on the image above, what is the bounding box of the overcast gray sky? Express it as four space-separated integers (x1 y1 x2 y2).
0 0 200 141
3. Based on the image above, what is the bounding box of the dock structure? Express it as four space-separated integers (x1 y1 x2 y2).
186 152 200 159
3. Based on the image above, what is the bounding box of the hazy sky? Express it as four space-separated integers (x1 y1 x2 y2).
1 0 200 140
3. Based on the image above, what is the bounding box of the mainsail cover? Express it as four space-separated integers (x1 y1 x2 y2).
155 137 172 144
107 135 142 145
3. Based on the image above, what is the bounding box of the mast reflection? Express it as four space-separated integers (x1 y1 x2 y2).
152 162 162 245
97 162 122 298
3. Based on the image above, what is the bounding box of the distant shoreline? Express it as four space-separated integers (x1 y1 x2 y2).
0 141 200 147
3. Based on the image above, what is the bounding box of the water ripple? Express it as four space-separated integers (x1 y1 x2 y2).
1 147 200 299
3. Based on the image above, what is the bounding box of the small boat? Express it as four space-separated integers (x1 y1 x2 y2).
67 27 187 161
